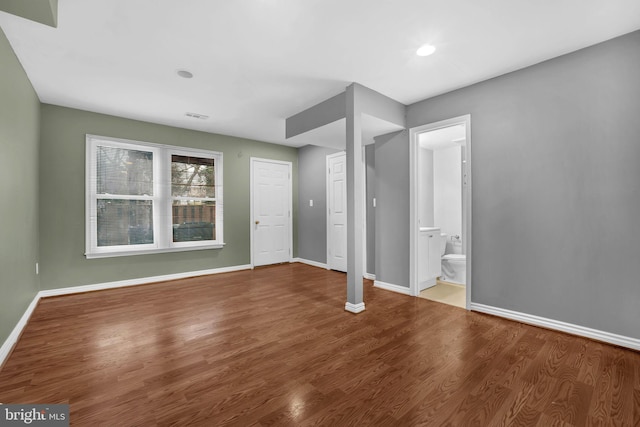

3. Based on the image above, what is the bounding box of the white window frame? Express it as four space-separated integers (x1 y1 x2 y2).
85 134 224 258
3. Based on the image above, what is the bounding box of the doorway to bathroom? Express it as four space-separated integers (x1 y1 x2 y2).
409 115 471 309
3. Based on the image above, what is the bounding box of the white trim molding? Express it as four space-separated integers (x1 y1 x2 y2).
374 280 412 296
291 258 328 270
292 259 375 280
345 302 366 313
471 303 640 351
39 264 252 298
0 294 40 368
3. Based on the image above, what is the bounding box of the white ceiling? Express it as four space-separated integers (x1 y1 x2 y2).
1 0 639 149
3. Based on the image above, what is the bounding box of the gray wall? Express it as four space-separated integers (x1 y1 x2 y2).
0 28 41 344
407 30 640 338
374 131 410 288
298 143 376 274
365 145 375 275
39 105 298 290
297 144 340 264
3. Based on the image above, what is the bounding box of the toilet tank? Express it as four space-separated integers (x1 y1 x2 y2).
440 233 447 256
449 240 463 255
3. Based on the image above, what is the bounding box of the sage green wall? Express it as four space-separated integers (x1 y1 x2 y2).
39 105 298 290
0 0 58 28
0 28 40 343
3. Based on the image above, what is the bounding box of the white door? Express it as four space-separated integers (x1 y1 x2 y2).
251 158 292 267
327 152 347 272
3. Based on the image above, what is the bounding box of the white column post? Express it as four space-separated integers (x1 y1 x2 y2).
345 84 365 313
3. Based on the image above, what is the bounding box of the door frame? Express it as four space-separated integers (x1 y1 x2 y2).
250 157 293 268
409 114 472 309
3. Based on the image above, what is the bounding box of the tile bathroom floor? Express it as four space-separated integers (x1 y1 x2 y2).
419 279 466 308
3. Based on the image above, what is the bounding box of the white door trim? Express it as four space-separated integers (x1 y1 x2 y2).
250 157 293 268
362 146 368 277
409 115 472 309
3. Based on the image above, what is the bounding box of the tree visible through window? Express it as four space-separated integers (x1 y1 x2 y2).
96 146 154 247
171 155 216 242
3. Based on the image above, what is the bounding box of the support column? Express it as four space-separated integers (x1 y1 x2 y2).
345 84 365 314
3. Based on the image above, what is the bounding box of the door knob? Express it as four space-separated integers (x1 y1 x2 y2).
255 220 260 225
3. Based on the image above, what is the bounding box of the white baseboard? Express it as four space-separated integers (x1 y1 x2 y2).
291 257 328 270
374 280 412 295
0 264 252 367
292 259 375 281
0 294 40 368
345 302 366 313
38 264 252 298
470 303 640 351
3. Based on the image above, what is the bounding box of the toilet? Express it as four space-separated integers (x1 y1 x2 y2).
440 233 466 285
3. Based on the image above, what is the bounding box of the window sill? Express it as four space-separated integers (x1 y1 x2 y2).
85 243 225 259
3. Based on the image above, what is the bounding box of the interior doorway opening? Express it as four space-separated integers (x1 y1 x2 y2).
409 115 472 309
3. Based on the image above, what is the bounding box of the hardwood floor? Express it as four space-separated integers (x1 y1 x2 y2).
1 263 638 426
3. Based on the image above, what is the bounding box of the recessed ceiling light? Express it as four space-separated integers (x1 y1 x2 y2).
416 44 436 57
177 70 193 79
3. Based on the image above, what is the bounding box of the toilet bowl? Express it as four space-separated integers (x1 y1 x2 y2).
440 233 466 285
441 254 466 284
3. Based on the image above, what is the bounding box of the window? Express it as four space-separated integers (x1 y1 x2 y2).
86 135 223 258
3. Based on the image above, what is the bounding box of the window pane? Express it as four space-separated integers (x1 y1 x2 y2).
97 146 153 195
97 199 153 246
171 155 215 198
172 200 215 242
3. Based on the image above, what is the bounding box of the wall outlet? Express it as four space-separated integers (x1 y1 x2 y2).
373 198 376 208
309 199 313 207
35 262 39 275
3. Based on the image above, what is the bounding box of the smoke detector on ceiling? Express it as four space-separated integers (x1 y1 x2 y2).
177 70 193 78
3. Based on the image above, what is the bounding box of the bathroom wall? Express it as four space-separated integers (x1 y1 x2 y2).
407 30 640 338
433 146 462 241
418 147 434 227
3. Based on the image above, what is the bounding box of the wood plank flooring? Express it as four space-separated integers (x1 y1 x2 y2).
0 263 638 426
